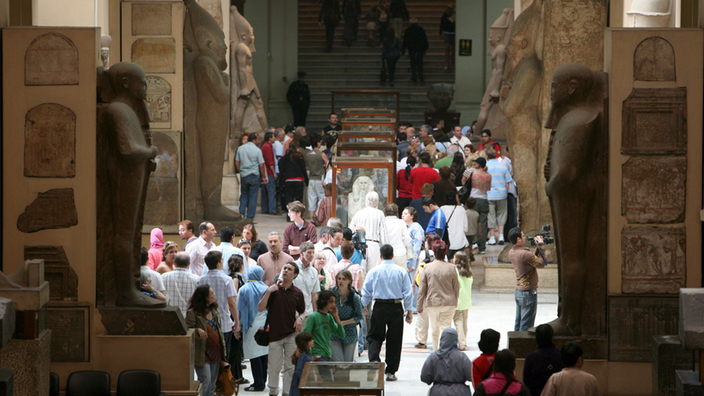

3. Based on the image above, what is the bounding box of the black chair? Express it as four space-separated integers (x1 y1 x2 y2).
65 371 110 396
49 372 59 396
116 370 165 396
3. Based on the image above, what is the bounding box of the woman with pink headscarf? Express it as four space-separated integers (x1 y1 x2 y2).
148 228 164 270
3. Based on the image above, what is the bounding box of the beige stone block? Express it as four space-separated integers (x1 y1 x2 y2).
0 281 49 311
0 329 51 396
131 38 176 73
131 3 172 36
24 33 79 86
24 103 76 178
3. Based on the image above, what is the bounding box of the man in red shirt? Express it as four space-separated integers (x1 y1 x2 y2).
260 131 278 214
477 129 501 158
409 152 440 200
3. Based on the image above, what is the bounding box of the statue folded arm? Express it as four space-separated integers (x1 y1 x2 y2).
194 56 230 104
545 113 597 195
107 104 158 161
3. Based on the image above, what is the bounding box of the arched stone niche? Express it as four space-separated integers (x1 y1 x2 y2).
25 33 79 86
634 37 675 81
24 103 76 178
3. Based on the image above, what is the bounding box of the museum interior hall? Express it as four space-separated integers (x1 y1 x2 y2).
0 0 703 395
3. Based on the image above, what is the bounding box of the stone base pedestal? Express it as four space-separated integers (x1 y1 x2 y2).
481 256 558 294
0 329 50 396
98 306 187 335
424 112 460 134
508 330 607 359
653 336 695 396
676 370 704 396
95 329 196 394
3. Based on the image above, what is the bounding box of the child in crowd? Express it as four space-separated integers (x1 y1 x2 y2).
453 252 473 351
465 197 479 262
290 332 314 396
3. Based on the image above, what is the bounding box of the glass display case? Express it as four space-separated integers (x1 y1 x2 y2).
299 362 385 396
332 157 395 226
341 108 396 119
336 141 397 163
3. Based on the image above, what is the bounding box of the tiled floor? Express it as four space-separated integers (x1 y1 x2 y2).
234 208 558 396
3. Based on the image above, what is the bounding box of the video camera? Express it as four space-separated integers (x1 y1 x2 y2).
527 224 554 246
351 229 368 259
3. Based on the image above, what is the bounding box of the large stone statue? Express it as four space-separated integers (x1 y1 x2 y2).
475 9 513 137
498 0 543 233
347 176 375 221
183 0 240 221
543 63 607 336
97 62 164 308
231 6 268 138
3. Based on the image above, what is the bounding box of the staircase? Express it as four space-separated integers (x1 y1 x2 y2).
298 0 456 131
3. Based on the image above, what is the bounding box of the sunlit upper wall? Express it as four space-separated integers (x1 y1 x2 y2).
32 0 109 33
611 0 681 27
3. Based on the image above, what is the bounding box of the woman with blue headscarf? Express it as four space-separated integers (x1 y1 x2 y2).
420 327 473 395
238 266 269 391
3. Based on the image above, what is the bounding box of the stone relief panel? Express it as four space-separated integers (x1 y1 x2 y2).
622 87 687 155
132 3 172 36
634 37 676 81
45 306 89 362
609 296 679 362
622 156 686 224
131 38 176 73
24 246 78 301
25 33 79 86
17 188 78 233
24 103 76 178
144 132 180 226
621 226 686 294
145 76 172 127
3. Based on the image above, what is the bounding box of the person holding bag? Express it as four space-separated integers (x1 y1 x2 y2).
187 285 227 396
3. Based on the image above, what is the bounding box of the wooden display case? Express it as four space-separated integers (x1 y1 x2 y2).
299 362 385 396
331 157 395 227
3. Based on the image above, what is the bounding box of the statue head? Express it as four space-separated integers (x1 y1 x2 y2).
488 8 512 54
427 83 455 113
545 63 595 128
185 0 228 70
232 6 256 52
108 62 147 102
503 0 541 80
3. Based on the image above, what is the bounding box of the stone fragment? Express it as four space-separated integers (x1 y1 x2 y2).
652 335 695 396
24 246 78 301
0 298 16 348
146 76 172 124
45 306 87 362
0 329 50 396
622 87 687 155
25 33 79 86
609 296 679 362
17 188 78 233
131 38 176 73
98 306 187 336
679 288 704 350
621 226 686 294
634 37 676 81
24 103 76 178
132 3 172 36
622 157 686 224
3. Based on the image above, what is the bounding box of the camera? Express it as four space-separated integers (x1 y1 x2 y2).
527 224 554 246
351 229 368 259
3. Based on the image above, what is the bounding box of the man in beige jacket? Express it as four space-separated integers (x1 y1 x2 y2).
417 240 460 350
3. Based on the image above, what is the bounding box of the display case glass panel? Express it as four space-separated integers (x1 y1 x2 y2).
336 141 397 161
341 108 396 119
332 157 395 226
299 362 385 396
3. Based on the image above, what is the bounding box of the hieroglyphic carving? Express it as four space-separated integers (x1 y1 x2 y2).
621 226 685 294
131 38 176 73
622 87 687 155
24 246 78 301
24 104 76 178
634 37 676 81
145 76 172 124
17 188 78 233
609 296 679 362
622 156 686 224
144 132 180 226
132 3 172 36
25 33 79 86
652 335 694 396
45 306 88 362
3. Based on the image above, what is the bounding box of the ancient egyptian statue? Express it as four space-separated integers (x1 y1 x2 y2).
427 83 454 113
184 0 240 221
347 176 375 221
475 9 513 134
543 63 607 336
499 0 543 233
97 62 164 307
231 6 268 137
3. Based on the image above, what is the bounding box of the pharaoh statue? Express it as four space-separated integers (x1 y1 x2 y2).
231 6 269 138
347 176 375 221
97 62 164 308
427 83 454 113
100 34 112 69
543 64 607 336
184 0 241 221
498 0 543 233
475 9 513 137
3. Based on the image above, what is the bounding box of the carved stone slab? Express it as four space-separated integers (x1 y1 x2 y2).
24 103 76 178
622 226 686 294
45 306 88 362
622 156 686 224
609 296 679 362
132 3 172 36
622 87 687 155
24 246 78 301
145 76 171 125
0 298 16 349
131 38 175 73
652 335 694 396
144 132 180 226
25 33 79 86
634 37 676 81
679 288 704 350
98 306 187 336
17 188 78 233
